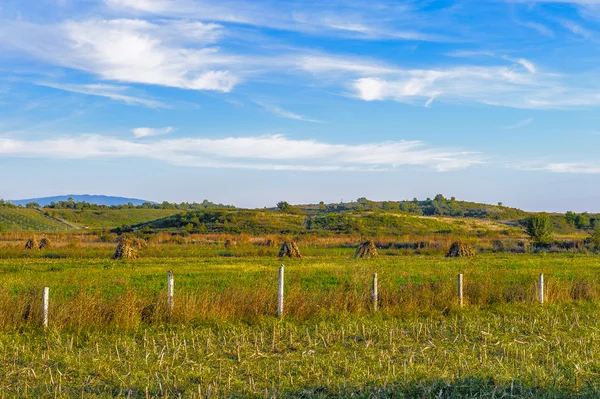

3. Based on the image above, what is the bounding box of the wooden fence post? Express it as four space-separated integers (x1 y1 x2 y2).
167 271 174 322
42 287 49 330
278 265 284 318
538 273 544 304
372 273 378 312
458 274 464 306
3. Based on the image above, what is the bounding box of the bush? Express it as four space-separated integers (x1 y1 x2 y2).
525 214 554 244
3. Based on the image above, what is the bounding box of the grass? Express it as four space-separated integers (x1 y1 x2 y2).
1 237 600 397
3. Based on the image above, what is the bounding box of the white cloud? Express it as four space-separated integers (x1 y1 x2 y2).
0 134 483 172
131 126 173 138
39 82 168 108
504 117 534 129
257 103 321 123
1 19 239 93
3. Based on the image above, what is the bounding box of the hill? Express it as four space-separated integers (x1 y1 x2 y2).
127 208 523 238
10 194 152 207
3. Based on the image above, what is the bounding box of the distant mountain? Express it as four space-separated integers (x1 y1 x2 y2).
10 195 153 207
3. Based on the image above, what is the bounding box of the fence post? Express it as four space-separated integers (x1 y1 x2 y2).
42 287 49 330
278 265 284 318
458 274 464 306
167 271 174 322
538 273 544 304
372 273 378 312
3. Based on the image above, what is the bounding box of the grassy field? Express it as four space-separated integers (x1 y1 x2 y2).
1 238 600 397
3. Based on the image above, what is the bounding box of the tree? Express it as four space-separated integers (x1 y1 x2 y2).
565 211 577 227
26 202 41 208
575 214 588 230
525 214 554 244
590 228 600 249
277 201 291 212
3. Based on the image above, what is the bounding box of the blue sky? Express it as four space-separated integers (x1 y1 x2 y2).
1 0 600 211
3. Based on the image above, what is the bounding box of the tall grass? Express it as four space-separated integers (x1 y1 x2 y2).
2 264 600 331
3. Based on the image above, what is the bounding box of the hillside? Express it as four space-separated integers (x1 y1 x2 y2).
0 208 73 232
47 208 183 229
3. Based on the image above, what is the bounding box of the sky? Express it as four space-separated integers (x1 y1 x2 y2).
1 0 600 211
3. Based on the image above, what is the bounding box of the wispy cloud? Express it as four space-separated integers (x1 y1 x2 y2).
103 0 449 42
515 20 555 38
559 19 594 38
514 161 600 174
257 103 321 123
0 134 483 172
39 82 168 108
349 60 600 110
504 117 534 129
132 126 173 138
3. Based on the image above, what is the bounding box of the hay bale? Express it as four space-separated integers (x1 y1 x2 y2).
446 241 475 258
354 240 378 258
278 241 301 258
112 236 138 260
24 237 39 250
132 237 147 249
38 237 52 250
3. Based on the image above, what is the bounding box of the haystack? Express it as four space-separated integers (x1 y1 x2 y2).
354 240 378 258
24 237 38 250
132 237 147 249
38 237 52 250
112 236 138 260
278 241 301 258
446 241 475 258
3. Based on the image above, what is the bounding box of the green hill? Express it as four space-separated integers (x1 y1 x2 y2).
128 209 522 237
0 208 73 232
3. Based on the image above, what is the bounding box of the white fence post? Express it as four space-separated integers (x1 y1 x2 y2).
42 287 49 330
539 273 544 304
372 273 378 312
167 271 174 322
458 274 464 306
278 265 284 318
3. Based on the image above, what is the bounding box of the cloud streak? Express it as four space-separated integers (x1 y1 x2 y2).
40 82 168 108
257 103 321 123
504 117 534 129
514 161 600 174
132 126 173 138
0 134 482 172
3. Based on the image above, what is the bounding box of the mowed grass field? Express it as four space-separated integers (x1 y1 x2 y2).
1 244 600 397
